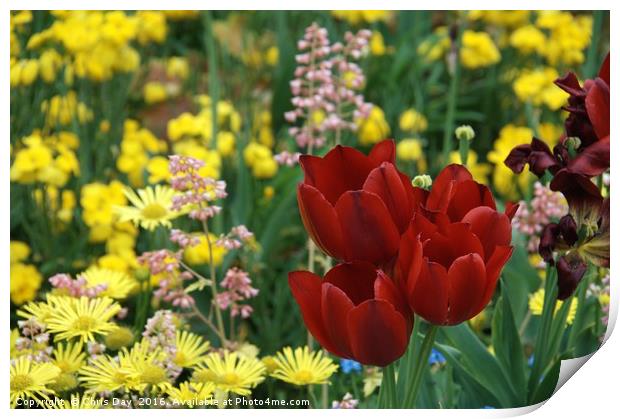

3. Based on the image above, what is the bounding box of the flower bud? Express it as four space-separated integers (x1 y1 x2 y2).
455 125 475 142
104 326 135 350
412 174 432 189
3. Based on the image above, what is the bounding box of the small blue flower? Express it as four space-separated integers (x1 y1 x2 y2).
528 355 535 367
340 358 362 374
428 348 446 365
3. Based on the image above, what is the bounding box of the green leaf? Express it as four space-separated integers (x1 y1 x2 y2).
501 243 540 322
258 171 301 258
434 342 502 408
440 323 519 407
530 358 561 404
492 290 527 405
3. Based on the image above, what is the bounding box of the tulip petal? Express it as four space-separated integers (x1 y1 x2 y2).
567 135 610 177
598 53 610 85
426 164 472 212
446 253 487 324
324 262 377 305
585 78 610 139
368 139 396 165
504 202 519 221
321 283 355 358
335 190 400 265
375 270 411 326
409 212 438 242
299 146 375 205
396 222 424 293
447 180 496 222
363 162 413 232
297 184 347 260
347 300 409 366
557 254 588 300
410 261 449 325
473 245 513 314
462 206 512 262
289 271 338 354
423 223 485 268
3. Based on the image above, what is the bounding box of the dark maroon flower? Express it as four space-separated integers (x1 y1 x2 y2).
503 52 610 182
504 138 560 177
557 254 588 301
538 215 578 263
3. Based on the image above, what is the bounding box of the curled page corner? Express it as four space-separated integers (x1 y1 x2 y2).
553 353 594 395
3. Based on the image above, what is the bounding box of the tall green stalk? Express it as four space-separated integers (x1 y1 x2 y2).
402 325 438 408
528 266 558 402
203 11 220 142
379 362 397 408
441 25 463 166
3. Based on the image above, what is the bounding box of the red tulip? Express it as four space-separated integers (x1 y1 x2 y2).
288 261 412 366
397 210 513 326
410 164 518 228
297 139 416 265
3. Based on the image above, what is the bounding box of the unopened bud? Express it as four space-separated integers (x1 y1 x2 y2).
455 125 475 142
134 268 150 282
412 174 432 189
565 136 581 150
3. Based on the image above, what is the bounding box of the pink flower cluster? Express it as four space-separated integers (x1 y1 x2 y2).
143 310 182 379
274 150 301 167
332 393 359 409
216 224 254 250
49 273 107 298
169 155 227 221
86 342 106 361
170 228 201 248
138 249 195 309
216 268 258 318
513 182 568 252
285 23 372 150
15 318 52 362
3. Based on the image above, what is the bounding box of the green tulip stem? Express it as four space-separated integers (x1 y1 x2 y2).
441 23 463 166
380 362 397 408
459 137 469 167
403 325 438 408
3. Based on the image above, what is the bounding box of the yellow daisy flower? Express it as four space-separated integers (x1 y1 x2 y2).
167 382 216 408
124 340 173 393
115 185 182 231
272 346 338 386
10 329 20 358
80 266 138 299
10 357 61 407
174 330 211 368
50 341 86 392
261 355 279 374
46 296 121 343
17 299 54 323
529 288 578 324
52 341 86 373
192 351 266 396
78 354 138 394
